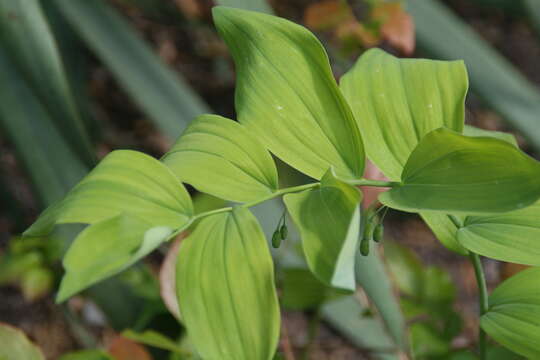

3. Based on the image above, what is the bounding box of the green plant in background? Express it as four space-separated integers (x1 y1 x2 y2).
19 5 540 360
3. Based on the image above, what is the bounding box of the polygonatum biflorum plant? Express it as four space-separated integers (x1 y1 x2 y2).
23 6 540 360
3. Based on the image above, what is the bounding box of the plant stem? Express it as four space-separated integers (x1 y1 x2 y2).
469 252 489 360
348 178 399 187
242 182 320 208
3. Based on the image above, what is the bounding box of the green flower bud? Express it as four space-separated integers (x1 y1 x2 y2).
373 223 384 243
359 236 370 256
271 230 282 248
280 224 288 240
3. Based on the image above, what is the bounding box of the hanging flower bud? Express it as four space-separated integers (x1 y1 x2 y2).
279 224 288 240
271 230 282 248
373 223 384 243
360 236 370 256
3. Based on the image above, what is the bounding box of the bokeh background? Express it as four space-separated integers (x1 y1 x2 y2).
0 0 538 359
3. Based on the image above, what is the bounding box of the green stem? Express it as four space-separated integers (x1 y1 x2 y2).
348 178 399 187
469 252 489 360
242 182 320 208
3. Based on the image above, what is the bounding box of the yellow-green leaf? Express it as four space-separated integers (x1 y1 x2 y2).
284 170 361 291
162 114 278 202
481 267 540 359
380 128 540 214
0 324 44 360
340 48 467 181
176 207 279 360
57 214 177 302
24 150 193 237
458 201 540 265
213 6 364 180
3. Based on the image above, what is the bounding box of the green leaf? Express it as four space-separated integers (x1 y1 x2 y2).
122 329 185 354
284 170 361 291
481 267 540 359
340 48 467 181
458 201 540 265
0 0 94 164
24 150 193 237
58 350 113 360
213 6 364 180
463 125 518 147
420 127 517 255
54 0 209 139
408 0 540 152
0 324 44 360
176 207 280 360
215 0 273 13
57 214 175 302
162 114 278 202
379 128 540 214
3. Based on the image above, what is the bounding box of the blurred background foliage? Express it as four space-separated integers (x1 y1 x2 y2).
0 0 539 359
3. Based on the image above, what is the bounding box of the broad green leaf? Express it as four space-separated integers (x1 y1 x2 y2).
379 128 540 214
408 0 540 152
340 48 467 181
284 170 361 291
420 127 517 255
54 0 209 139
122 329 185 354
463 125 518 147
177 207 279 360
458 201 540 265
0 48 88 206
162 114 278 202
481 267 540 359
0 324 44 360
213 6 364 180
0 0 94 164
57 214 176 302
24 150 193 237
58 350 113 360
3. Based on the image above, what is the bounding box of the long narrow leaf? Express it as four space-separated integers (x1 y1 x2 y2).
0 48 88 206
54 0 210 139
0 0 94 164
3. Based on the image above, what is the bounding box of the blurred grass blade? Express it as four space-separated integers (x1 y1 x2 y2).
54 0 210 139
321 297 399 359
355 246 405 349
407 0 540 150
0 0 94 164
524 0 540 36
0 47 88 206
216 0 273 13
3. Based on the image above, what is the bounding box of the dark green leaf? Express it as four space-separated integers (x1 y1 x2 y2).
0 0 94 164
